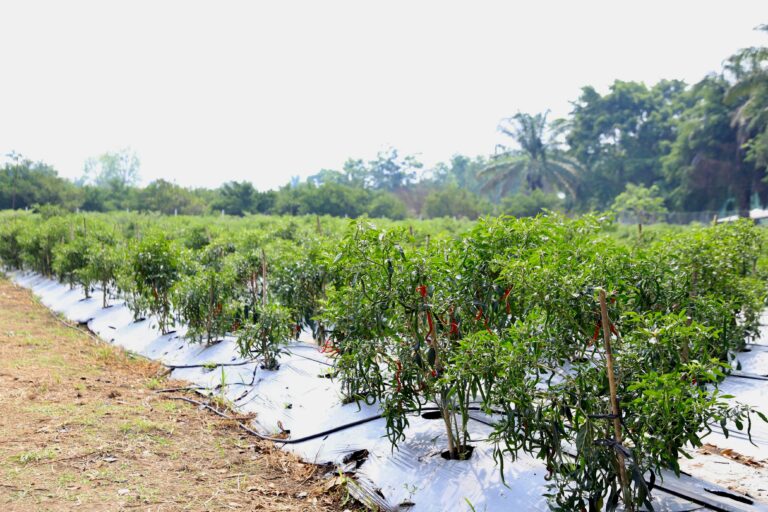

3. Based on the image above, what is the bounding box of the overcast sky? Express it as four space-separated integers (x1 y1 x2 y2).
0 1 765 190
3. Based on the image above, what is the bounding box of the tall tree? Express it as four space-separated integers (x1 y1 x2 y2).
81 148 141 191
212 181 257 216
0 156 82 210
724 24 768 213
368 148 422 191
481 112 581 198
567 80 690 209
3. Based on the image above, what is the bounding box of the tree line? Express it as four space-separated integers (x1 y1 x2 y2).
2 26 767 220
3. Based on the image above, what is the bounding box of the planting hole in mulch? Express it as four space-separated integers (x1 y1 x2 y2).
441 445 474 461
342 449 370 469
421 411 443 420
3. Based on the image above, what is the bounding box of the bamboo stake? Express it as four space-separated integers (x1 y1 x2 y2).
599 289 632 511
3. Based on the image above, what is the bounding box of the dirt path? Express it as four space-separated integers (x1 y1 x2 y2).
0 277 356 511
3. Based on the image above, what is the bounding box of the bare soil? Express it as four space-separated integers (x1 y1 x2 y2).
0 277 358 511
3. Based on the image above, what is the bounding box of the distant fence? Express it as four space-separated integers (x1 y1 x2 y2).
616 211 732 226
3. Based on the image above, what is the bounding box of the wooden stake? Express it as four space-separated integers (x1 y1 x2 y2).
599 289 633 511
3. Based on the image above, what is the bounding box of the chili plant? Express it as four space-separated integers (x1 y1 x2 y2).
0 216 26 270
236 302 293 370
325 222 480 459
85 235 122 308
127 231 181 334
173 243 238 344
271 237 332 342
52 222 93 298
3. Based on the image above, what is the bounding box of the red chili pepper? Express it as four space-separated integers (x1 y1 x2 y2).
320 339 338 355
503 287 512 314
474 306 493 335
417 284 427 298
450 319 459 336
592 323 600 341
426 311 434 333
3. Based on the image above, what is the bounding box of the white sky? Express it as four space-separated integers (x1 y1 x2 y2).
0 1 766 190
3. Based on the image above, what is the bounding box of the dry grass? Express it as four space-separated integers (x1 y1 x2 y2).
0 277 360 511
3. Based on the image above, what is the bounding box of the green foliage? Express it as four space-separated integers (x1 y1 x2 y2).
128 231 181 334
173 243 238 343
500 190 563 217
322 213 767 509
0 155 82 211
568 80 690 210
19 216 68 276
236 302 293 370
271 238 331 342
0 214 26 269
52 225 93 298
611 183 668 224
86 236 122 308
482 112 581 199
421 186 492 220
4 206 767 512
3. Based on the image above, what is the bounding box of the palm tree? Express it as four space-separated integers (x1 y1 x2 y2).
481 111 582 198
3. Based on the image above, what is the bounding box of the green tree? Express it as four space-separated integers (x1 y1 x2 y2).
366 192 408 219
81 149 140 189
611 183 668 224
499 189 563 217
136 179 206 215
482 112 581 199
422 186 492 219
0 155 82 211
212 181 257 216
297 182 369 217
567 80 690 209
723 25 768 213
662 76 762 213
368 148 422 191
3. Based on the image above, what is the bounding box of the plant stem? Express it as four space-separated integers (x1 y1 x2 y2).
440 390 458 459
261 249 268 306
683 267 698 362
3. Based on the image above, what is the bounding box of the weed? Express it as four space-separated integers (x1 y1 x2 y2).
10 448 56 465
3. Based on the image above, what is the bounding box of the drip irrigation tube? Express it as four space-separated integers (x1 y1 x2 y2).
286 349 334 367
164 360 256 369
163 395 398 444
731 371 768 381
162 396 498 446
168 396 760 511
19 280 766 511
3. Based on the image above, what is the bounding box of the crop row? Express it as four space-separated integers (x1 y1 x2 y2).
0 210 766 511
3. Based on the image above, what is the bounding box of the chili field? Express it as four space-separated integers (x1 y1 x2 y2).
2 210 768 511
